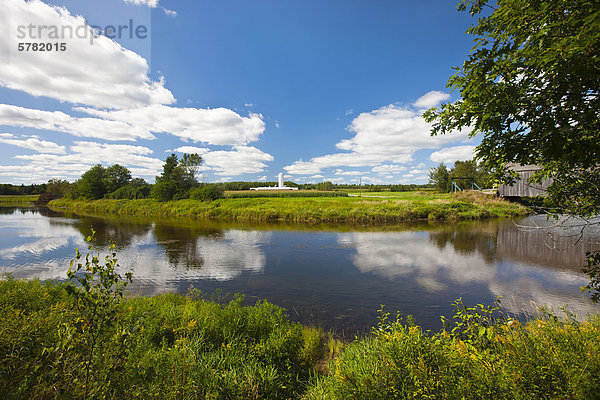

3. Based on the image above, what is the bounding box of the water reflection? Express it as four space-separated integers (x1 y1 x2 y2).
338 215 599 319
0 207 598 333
0 208 270 294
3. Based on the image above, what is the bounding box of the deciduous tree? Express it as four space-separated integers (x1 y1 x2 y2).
429 163 450 193
424 0 600 300
76 165 107 200
152 153 203 201
424 0 600 214
104 164 132 194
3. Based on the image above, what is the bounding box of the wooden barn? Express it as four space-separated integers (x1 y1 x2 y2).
497 164 552 197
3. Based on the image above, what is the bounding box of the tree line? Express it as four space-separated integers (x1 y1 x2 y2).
10 152 437 203
39 153 212 202
428 159 491 193
0 183 46 196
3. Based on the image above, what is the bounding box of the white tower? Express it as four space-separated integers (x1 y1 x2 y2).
278 172 284 188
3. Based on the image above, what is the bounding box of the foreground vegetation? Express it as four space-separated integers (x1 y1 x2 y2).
2 276 598 399
0 277 329 399
49 191 527 223
306 305 600 400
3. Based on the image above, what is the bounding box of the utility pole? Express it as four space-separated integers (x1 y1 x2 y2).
359 177 362 197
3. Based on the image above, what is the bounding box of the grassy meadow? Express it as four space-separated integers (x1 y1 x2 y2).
224 190 348 198
0 194 39 206
49 191 527 223
2 277 598 399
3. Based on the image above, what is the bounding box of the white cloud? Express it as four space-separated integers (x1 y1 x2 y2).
429 145 476 163
0 103 266 145
358 176 385 184
0 141 163 183
2 0 174 109
173 146 210 155
285 93 469 176
341 103 463 154
413 90 451 109
77 105 265 145
122 0 176 17
0 0 272 183
124 0 159 6
398 174 429 184
371 164 407 174
203 146 274 176
285 153 396 175
0 104 153 141
310 174 325 179
257 176 267 181
334 169 362 176
0 133 65 154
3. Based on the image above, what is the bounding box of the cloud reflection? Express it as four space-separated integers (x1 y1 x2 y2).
119 229 269 295
338 221 599 319
0 210 269 295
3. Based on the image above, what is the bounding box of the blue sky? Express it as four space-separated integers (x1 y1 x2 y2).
0 0 479 185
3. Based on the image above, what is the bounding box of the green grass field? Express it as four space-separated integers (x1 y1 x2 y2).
49 191 527 223
344 189 436 197
223 190 348 198
0 194 39 206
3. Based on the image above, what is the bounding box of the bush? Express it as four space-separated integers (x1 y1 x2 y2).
106 182 151 199
190 185 225 201
315 182 334 191
150 181 179 201
34 192 60 205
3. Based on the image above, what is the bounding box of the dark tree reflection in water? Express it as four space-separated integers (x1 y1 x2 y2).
0 207 598 334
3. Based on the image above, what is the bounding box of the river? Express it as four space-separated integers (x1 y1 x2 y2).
1 206 598 334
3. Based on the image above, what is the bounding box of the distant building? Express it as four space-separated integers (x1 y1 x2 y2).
497 164 551 197
250 172 298 191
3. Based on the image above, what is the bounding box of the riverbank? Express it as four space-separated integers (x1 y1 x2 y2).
49 191 528 223
0 194 38 206
1 278 598 399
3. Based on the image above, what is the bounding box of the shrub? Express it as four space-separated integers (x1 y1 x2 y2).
305 305 600 400
190 184 225 201
150 181 179 201
34 192 60 205
106 182 151 199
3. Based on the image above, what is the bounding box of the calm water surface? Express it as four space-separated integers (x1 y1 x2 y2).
1 206 598 334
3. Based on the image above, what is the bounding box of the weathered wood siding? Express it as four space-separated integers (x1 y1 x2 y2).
497 165 552 197
495 223 597 270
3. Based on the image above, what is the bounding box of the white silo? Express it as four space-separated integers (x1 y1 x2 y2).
278 172 284 188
